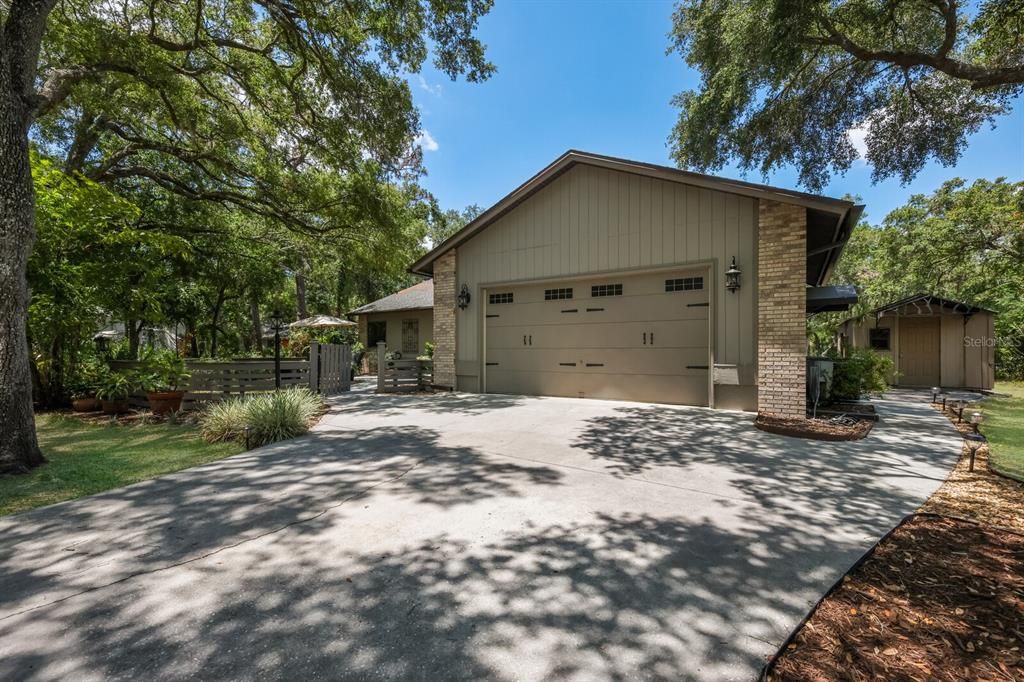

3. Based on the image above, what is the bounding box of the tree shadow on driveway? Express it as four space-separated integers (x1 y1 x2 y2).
1 508 885 681
0 426 563 617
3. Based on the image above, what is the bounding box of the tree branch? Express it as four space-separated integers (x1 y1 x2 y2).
809 10 1024 89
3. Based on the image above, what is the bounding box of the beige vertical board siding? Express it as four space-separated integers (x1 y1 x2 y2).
940 315 965 387
965 312 995 389
455 164 758 387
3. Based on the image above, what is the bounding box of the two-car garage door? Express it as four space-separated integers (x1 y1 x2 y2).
483 269 710 406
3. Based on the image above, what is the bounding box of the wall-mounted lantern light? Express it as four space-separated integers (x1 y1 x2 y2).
457 283 471 310
725 257 741 293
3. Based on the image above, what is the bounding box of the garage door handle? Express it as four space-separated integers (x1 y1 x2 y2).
650 332 654 345
529 335 532 345
559 362 576 367
523 335 527 346
643 332 647 345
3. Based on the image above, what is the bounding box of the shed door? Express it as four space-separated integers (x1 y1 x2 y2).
484 269 709 406
899 317 941 386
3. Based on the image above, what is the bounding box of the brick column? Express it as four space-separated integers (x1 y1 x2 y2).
757 200 807 419
432 249 457 389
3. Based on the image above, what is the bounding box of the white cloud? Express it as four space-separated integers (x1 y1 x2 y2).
416 75 442 96
415 129 439 152
847 124 868 162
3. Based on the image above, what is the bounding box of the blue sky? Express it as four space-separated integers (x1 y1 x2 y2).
410 0 1023 223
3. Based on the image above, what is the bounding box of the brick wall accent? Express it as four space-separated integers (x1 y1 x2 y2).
432 249 457 389
757 200 807 419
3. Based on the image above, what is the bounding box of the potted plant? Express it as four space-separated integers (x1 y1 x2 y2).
96 372 135 414
68 361 104 412
138 352 190 415
70 382 100 412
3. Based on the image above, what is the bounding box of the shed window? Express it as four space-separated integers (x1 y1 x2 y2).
869 328 891 350
544 287 573 300
591 283 623 297
367 320 387 347
489 292 513 305
665 277 704 292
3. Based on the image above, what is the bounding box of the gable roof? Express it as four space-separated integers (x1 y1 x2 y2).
349 280 433 315
409 150 864 286
871 294 994 317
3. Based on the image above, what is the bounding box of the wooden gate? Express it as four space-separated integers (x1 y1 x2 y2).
310 342 352 395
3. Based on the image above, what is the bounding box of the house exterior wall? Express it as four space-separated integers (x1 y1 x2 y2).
756 200 807 419
843 309 995 390
356 309 434 356
453 163 759 408
433 249 457 388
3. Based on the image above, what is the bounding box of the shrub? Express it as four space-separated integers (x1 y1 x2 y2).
830 348 893 401
244 388 322 446
95 371 136 401
135 349 190 393
199 388 322 447
199 398 249 443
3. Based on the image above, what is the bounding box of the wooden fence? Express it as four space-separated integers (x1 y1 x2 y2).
110 344 351 411
376 342 433 393
309 342 352 396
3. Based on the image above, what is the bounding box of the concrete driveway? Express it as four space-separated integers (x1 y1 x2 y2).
0 393 961 681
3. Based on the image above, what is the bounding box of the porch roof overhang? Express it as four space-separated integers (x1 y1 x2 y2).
806 285 859 314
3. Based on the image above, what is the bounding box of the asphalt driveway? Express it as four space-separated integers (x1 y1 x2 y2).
0 393 961 681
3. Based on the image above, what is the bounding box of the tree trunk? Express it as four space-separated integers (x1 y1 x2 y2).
210 285 226 359
126 319 142 359
295 270 308 319
0 57 45 474
250 296 263 353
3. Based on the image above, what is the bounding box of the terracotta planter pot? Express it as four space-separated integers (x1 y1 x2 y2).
71 397 100 412
101 399 130 414
147 390 185 415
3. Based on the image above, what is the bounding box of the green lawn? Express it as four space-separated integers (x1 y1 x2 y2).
0 414 245 516
985 382 1024 482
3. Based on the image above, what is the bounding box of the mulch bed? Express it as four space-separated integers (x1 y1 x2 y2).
755 415 874 441
765 515 1024 681
920 404 1024 534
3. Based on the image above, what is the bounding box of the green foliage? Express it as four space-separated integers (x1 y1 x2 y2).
668 0 1023 190
422 341 436 359
94 372 136 401
825 177 1024 379
35 0 494 238
135 350 190 393
829 348 894 400
984 382 1024 482
0 415 243 516
430 204 485 246
199 399 250 444
66 358 106 399
199 388 321 447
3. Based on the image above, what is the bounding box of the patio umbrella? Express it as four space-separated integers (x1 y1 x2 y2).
289 314 357 330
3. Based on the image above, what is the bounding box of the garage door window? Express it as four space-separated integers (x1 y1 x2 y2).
591 283 623 297
489 292 514 305
544 287 573 300
665 277 703 292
